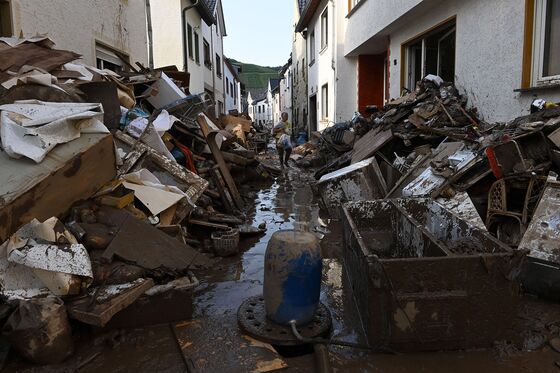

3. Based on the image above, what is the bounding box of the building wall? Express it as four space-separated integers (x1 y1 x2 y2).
307 0 335 131
344 0 424 55
9 0 148 66
224 63 239 113
201 4 225 117
280 70 293 123
292 0 308 133
334 0 357 122
386 0 560 122
151 0 206 95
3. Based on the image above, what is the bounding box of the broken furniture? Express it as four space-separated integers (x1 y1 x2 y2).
486 175 547 246
0 133 116 243
490 131 550 177
317 157 387 219
342 199 522 351
518 174 560 300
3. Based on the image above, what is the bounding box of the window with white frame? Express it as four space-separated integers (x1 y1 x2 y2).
348 0 362 13
404 21 456 90
532 0 560 85
96 43 128 73
309 31 316 63
321 8 328 50
321 84 328 120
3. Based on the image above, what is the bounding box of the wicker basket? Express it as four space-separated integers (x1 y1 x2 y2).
211 228 240 257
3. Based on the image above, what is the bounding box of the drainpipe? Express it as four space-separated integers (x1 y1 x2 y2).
182 0 200 72
330 0 336 122
145 0 154 69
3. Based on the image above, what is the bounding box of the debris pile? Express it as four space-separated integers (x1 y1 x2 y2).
0 37 271 365
300 75 560 301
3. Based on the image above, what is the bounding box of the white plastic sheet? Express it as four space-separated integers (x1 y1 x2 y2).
0 100 109 163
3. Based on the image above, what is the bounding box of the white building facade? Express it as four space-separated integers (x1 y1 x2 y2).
292 0 309 134
297 0 560 125
2 0 148 68
279 60 293 123
224 58 242 113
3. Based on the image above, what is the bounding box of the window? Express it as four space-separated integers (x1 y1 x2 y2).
203 39 211 68
302 58 305 79
321 8 328 50
226 78 229 94
404 21 456 90
321 84 328 120
216 54 222 77
348 0 361 13
309 31 316 63
194 32 200 63
230 82 234 97
217 100 224 115
187 24 194 60
96 42 128 73
532 0 560 84
0 1 12 37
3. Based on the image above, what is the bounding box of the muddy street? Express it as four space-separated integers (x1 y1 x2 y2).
3 154 559 372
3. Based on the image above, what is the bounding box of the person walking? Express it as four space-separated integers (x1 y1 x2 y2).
273 112 292 168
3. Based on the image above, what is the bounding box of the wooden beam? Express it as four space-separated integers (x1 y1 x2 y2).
522 0 535 89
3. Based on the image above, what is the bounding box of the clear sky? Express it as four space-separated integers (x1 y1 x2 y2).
222 0 294 67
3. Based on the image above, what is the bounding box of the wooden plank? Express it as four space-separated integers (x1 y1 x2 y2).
197 115 244 210
188 219 230 230
211 168 234 213
351 127 393 164
67 279 154 327
102 214 210 269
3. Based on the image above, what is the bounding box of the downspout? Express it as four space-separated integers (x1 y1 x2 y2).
210 26 217 115
145 0 154 69
330 0 336 123
182 0 200 72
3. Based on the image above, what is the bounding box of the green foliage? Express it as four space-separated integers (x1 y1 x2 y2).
229 59 281 89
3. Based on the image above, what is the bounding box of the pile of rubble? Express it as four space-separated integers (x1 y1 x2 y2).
0 37 273 365
292 75 560 353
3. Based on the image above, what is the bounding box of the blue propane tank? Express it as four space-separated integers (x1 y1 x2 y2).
263 230 322 325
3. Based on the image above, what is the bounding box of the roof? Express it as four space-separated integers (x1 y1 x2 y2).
224 57 240 81
269 78 280 92
298 0 308 14
295 0 321 32
196 0 217 26
279 59 291 76
204 0 218 13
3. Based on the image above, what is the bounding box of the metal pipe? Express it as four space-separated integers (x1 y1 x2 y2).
288 320 374 350
182 0 200 72
145 0 154 69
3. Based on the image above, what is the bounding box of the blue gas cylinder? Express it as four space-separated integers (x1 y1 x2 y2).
263 230 322 325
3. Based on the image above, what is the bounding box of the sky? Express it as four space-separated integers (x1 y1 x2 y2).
222 0 294 67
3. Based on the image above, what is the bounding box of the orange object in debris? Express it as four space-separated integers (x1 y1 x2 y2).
486 147 503 179
174 142 197 174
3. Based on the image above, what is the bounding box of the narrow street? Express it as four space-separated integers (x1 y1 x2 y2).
1 0 560 372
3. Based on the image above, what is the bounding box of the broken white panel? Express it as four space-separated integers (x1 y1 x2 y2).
318 157 385 218
1 217 93 297
403 148 476 197
448 150 477 170
122 169 187 216
0 36 53 47
518 176 560 264
0 101 109 163
1 69 65 90
201 113 224 151
436 192 486 231
402 168 446 197
143 72 187 109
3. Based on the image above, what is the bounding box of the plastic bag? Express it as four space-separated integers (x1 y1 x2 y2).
279 134 292 149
